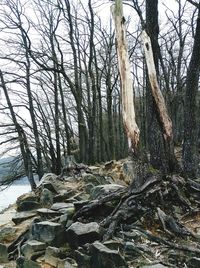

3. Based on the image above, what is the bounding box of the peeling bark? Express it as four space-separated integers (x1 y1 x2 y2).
141 30 173 141
111 0 140 152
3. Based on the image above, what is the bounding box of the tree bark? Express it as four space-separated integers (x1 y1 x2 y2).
183 4 200 177
111 0 140 153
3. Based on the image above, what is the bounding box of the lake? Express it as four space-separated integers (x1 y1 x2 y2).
0 177 36 212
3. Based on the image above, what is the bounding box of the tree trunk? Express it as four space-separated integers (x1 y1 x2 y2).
111 0 140 153
183 5 200 177
145 0 177 173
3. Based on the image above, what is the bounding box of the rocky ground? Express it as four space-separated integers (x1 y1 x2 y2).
0 158 200 268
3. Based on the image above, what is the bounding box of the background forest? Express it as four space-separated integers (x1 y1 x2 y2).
0 0 199 188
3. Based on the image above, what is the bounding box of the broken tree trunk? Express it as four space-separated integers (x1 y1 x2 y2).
111 0 140 153
141 30 173 141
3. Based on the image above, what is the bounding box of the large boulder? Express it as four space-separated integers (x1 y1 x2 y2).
31 221 65 246
66 222 101 248
16 193 39 212
90 184 125 199
21 240 46 260
0 243 8 263
90 241 127 268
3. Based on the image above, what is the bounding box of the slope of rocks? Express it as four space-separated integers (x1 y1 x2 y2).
0 158 200 268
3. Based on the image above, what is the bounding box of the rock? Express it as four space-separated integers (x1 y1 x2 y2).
12 211 37 224
0 243 8 263
42 182 58 194
21 240 46 259
45 246 67 267
103 239 123 251
0 227 17 243
37 208 62 217
40 188 54 207
187 257 200 268
66 222 101 248
31 221 65 246
75 249 91 268
57 259 75 268
74 200 89 211
59 214 68 225
90 241 127 268
82 174 111 186
17 193 39 212
90 184 125 199
17 201 40 212
53 190 76 202
16 256 41 268
51 202 74 211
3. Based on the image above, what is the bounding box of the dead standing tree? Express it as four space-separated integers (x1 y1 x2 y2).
111 0 140 153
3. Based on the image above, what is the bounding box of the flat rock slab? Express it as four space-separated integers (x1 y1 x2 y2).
51 202 74 211
31 221 65 246
66 222 101 248
12 211 37 224
21 240 46 259
37 208 62 217
90 241 127 268
142 265 169 268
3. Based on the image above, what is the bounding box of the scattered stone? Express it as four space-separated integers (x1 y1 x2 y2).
16 256 41 268
75 249 91 268
51 202 74 211
90 241 127 268
16 193 38 212
66 222 101 248
37 208 62 217
187 257 200 268
31 221 65 246
40 188 54 207
17 201 40 212
124 241 143 258
12 211 37 224
21 240 46 259
53 190 76 202
74 200 89 211
59 214 68 225
0 243 8 263
57 258 75 268
90 184 125 199
42 182 58 194
45 246 67 267
0 227 17 243
103 239 123 251
82 174 110 186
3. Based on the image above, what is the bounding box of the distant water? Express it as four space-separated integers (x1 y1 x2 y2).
0 177 37 212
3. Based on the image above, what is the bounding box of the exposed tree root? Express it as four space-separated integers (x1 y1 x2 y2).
74 171 200 250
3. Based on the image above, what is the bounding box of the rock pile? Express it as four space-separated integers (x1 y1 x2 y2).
0 158 200 267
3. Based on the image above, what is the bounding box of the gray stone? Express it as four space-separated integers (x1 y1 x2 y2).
57 258 77 268
90 241 127 268
21 240 46 259
31 221 65 246
75 249 91 268
51 202 74 211
0 243 8 263
103 239 123 251
16 256 41 268
45 246 66 267
12 211 37 224
124 241 143 258
82 174 110 186
40 188 54 207
42 182 58 194
53 190 76 202
17 201 40 212
187 257 200 268
17 193 38 212
66 222 101 248
74 200 89 211
37 208 62 217
90 184 125 199
59 214 68 225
